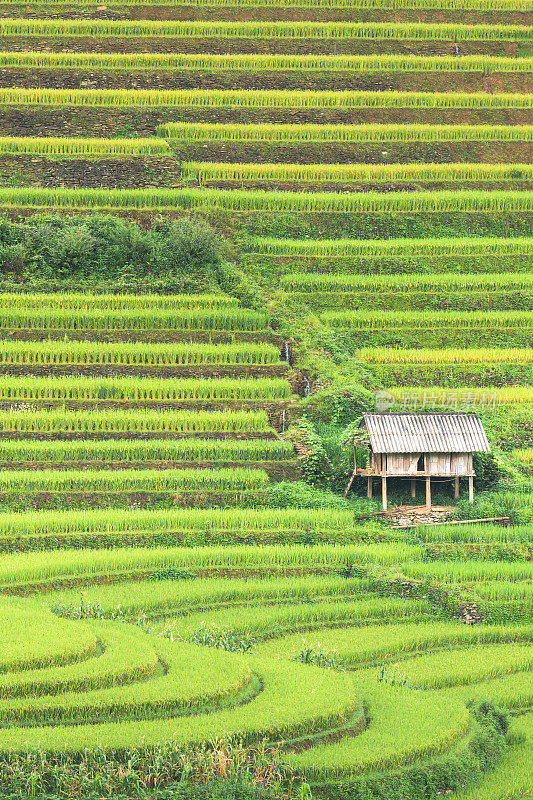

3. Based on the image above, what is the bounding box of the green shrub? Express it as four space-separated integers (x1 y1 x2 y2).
292 419 332 489
473 453 503 491
0 215 224 289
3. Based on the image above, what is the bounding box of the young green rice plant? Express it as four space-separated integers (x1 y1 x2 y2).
354 348 533 365
0 598 97 673
248 236 533 258
447 669 533 710
256 620 533 663
2 87 529 110
404 560 532 582
0 632 255 727
0 306 267 332
50 574 389 617
322 310 533 330
292 676 470 779
0 620 159 697
0 468 270 494
0 507 357 540
173 596 430 642
282 273 533 293
0 293 238 311
0 653 359 752
0 437 294 464
0 376 292 402
0 340 280 367
1 52 529 75
0 408 271 435
473 581 533 601
392 643 533 690
0 542 414 589
0 137 169 157
163 122 533 145
0 19 528 40
0 188 529 214
186 161 533 185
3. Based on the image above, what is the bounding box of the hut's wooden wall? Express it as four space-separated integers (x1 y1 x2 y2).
374 451 473 476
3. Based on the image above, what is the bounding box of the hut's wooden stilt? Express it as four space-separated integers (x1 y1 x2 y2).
367 477 373 498
411 479 416 498
454 477 460 499
381 476 387 510
425 477 431 510
468 475 474 504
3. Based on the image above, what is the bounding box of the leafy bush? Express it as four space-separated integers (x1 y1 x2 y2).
291 419 332 489
0 215 224 289
149 567 197 581
473 452 503 490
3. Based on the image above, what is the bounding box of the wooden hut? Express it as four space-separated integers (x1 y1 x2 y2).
352 413 490 510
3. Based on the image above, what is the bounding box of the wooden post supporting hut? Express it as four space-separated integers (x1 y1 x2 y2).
348 413 490 511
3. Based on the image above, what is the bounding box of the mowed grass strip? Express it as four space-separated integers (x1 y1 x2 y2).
0 188 530 213
1 52 530 74
2 88 529 110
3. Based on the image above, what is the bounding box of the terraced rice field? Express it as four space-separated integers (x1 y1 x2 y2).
0 0 530 798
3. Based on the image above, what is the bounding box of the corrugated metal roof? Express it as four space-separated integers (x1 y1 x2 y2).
362 413 490 453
